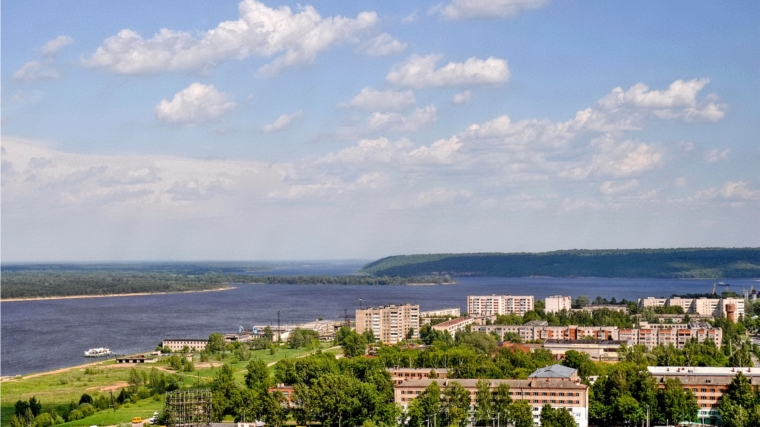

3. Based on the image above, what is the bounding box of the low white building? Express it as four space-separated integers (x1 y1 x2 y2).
545 295 572 313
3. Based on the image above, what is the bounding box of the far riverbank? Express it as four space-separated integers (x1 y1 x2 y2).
1 286 234 302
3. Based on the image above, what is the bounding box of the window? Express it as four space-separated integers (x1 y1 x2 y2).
542 392 548 396
550 392 556 396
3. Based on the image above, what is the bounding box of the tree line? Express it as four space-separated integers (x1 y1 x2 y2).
361 248 760 278
0 271 453 299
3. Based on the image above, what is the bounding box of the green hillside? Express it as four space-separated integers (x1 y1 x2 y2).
361 248 760 278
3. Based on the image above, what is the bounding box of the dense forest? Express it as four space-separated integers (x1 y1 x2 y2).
361 248 760 278
0 269 454 299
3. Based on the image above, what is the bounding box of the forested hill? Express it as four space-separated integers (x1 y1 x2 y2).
361 248 760 279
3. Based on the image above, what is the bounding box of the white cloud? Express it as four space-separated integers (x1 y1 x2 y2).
358 33 407 56
599 179 640 196
695 181 757 201
1 137 291 216
366 105 437 133
82 0 377 76
705 149 730 163
452 90 471 105
262 111 302 133
13 60 62 82
41 35 74 55
155 83 237 126
414 187 471 207
13 36 74 82
340 87 415 111
317 136 461 165
433 0 549 20
599 79 725 123
387 54 509 88
403 10 420 23
563 137 663 179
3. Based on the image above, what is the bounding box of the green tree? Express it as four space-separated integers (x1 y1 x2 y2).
659 378 698 425
491 383 511 425
442 382 471 427
207 332 226 353
540 404 576 427
507 399 533 427
245 358 272 391
561 350 596 380
473 379 493 426
342 331 368 358
572 295 589 309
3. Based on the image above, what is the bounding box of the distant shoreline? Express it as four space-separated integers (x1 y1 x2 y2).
1 286 234 302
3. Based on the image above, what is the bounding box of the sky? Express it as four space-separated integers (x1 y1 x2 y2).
1 0 758 262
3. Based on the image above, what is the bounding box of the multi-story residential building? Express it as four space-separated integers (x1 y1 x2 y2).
388 368 448 385
648 366 760 425
161 338 209 352
543 339 627 362
468 294 534 316
394 365 588 427
355 304 420 344
432 315 494 336
420 308 461 325
638 297 667 308
638 296 744 319
477 322 721 351
545 295 572 313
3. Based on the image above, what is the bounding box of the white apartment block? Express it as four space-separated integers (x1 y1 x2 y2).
355 304 420 344
638 296 744 320
545 295 572 313
420 308 461 318
468 294 534 316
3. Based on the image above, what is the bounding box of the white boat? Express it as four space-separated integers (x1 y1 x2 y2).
84 348 111 357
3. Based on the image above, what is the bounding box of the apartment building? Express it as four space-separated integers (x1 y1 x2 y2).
468 294 534 316
420 308 461 325
355 304 420 344
395 365 588 427
477 322 619 342
545 295 572 314
431 315 494 336
388 368 448 385
161 338 209 352
618 322 722 350
543 339 626 362
648 366 760 425
637 296 744 319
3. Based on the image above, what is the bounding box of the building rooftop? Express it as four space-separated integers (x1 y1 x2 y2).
394 378 586 390
647 366 760 377
528 364 578 379
524 320 549 327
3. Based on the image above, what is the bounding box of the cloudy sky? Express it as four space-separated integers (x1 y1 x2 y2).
2 0 758 262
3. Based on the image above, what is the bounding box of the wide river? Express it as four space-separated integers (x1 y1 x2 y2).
2 262 758 376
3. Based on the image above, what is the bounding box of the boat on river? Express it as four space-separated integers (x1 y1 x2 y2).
83 348 111 357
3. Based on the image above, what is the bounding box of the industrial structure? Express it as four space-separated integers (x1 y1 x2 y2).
164 389 212 427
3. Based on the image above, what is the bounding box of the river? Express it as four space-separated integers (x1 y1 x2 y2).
2 262 757 376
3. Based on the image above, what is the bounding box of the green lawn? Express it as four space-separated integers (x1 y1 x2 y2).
1 343 342 427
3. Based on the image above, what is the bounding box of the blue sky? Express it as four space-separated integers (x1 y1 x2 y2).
2 0 758 262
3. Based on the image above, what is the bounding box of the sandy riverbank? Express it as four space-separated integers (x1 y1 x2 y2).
1 286 235 302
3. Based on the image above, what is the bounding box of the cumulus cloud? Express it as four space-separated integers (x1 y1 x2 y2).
695 181 757 201
82 0 377 76
13 35 74 82
705 149 730 163
13 61 62 82
1 137 291 216
452 90 471 105
366 105 437 133
599 179 640 196
358 33 407 56
155 83 237 126
563 138 663 179
387 54 509 88
414 187 471 207
340 87 415 111
41 35 74 55
317 136 461 165
433 0 549 20
599 78 725 123
262 111 302 133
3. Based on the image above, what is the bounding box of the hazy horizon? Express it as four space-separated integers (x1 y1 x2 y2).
3 1 758 262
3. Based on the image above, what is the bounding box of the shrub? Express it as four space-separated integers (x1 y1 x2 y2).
67 409 84 421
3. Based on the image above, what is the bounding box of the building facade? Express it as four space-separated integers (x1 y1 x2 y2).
395 366 588 427
468 294 534 316
356 304 420 344
637 297 745 319
648 366 760 425
545 295 572 313
161 338 209 352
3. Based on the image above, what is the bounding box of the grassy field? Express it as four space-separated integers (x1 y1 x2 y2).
1 344 341 427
